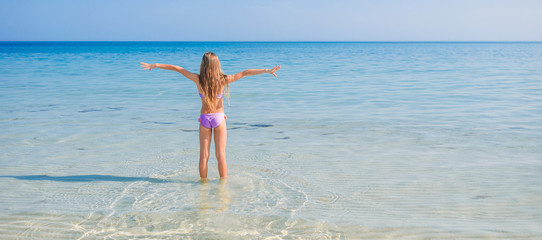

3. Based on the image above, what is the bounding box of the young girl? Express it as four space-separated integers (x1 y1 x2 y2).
140 52 280 180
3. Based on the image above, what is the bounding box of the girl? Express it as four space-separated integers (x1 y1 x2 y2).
140 52 280 180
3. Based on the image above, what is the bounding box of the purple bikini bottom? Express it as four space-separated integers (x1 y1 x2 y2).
199 112 226 129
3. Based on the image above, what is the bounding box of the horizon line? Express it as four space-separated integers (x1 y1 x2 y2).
1 40 541 43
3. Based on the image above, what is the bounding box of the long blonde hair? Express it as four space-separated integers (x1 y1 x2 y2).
199 52 229 112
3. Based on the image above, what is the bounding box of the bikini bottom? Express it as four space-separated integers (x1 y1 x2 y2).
199 112 226 129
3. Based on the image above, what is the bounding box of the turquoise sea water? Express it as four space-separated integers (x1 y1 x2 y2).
1 42 541 239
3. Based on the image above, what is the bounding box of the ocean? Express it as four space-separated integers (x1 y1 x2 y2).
1 41 541 239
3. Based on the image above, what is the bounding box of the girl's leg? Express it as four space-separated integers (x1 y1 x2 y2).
199 124 212 179
213 120 227 179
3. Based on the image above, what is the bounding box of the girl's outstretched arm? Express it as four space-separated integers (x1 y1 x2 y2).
140 62 199 83
228 65 281 83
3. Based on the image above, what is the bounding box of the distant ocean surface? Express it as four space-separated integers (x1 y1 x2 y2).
1 42 541 239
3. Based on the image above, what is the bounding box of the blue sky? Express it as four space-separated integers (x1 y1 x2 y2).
1 0 541 41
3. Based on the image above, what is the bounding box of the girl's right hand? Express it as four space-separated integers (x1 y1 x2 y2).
140 62 155 70
268 65 281 77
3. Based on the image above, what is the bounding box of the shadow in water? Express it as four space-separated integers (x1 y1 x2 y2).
0 174 172 183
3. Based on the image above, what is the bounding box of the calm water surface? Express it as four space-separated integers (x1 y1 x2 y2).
1 42 541 239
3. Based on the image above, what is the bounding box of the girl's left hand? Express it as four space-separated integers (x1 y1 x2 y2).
140 62 155 70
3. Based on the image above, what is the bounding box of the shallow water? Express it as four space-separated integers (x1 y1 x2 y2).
1 42 542 239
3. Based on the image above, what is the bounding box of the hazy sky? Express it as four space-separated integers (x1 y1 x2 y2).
1 0 541 41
